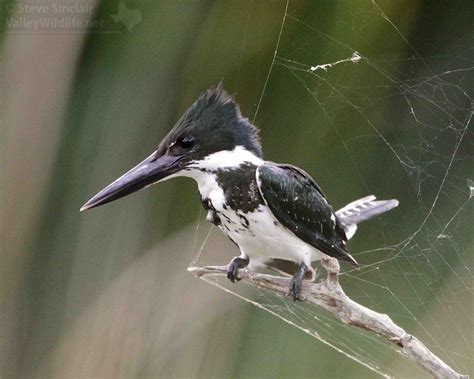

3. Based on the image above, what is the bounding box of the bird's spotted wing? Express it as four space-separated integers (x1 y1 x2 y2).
256 163 358 265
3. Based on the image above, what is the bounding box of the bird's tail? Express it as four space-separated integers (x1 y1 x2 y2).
336 195 399 240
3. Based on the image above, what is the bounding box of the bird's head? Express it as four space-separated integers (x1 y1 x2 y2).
80 84 262 211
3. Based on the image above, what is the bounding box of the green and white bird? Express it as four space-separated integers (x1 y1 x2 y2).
81 84 399 300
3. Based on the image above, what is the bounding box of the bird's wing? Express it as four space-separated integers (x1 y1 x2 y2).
256 163 358 266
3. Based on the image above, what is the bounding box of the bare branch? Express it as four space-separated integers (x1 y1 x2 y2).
188 258 468 379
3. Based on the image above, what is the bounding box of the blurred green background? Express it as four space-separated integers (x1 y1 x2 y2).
1 0 472 377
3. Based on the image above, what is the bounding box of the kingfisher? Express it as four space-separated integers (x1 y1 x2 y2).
81 84 398 300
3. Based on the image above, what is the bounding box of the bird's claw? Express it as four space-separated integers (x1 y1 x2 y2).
288 262 308 301
288 277 304 301
226 257 249 283
226 264 241 282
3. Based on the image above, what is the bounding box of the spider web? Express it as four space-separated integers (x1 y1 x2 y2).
189 1 473 377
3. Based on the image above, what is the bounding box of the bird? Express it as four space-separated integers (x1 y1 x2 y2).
81 84 399 300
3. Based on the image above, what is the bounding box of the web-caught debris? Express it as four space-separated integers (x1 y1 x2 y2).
309 51 362 72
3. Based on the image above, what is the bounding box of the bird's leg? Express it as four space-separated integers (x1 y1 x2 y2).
227 256 249 283
289 262 308 301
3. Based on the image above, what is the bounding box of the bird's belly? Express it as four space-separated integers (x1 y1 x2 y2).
218 205 324 264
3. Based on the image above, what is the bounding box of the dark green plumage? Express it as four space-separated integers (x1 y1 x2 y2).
257 163 358 266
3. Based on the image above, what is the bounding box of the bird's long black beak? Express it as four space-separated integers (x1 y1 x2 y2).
80 152 184 211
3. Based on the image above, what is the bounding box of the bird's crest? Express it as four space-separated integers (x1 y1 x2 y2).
171 83 262 157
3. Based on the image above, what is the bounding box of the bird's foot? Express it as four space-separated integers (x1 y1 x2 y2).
289 262 308 301
227 256 249 283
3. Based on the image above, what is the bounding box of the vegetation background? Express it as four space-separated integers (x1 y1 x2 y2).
1 0 472 377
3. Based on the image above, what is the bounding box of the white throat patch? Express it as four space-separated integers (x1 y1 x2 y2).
190 146 263 171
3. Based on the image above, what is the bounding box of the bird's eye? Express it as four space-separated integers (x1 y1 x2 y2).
177 135 195 149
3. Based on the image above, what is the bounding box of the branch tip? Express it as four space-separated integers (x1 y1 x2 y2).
188 264 467 379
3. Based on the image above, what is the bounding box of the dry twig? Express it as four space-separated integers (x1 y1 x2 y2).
188 258 468 379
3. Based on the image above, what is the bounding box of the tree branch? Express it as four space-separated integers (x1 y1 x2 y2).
188 258 468 379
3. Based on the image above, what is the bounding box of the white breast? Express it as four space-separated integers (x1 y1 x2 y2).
225 204 325 266
186 171 323 266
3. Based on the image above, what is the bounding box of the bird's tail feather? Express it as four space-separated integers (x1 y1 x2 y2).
336 195 399 240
